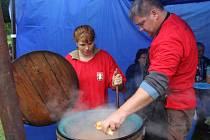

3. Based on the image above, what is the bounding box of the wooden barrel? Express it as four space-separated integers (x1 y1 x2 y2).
12 51 79 126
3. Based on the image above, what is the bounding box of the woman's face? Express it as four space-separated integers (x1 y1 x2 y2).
77 40 95 56
138 53 147 66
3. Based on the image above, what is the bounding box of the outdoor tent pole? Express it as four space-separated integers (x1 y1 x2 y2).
11 0 16 60
0 7 25 140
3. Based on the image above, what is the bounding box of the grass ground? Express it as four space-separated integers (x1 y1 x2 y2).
0 120 5 140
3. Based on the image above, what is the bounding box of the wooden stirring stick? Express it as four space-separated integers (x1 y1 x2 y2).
116 86 119 108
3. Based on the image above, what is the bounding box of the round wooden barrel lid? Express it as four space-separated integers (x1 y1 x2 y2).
12 51 79 126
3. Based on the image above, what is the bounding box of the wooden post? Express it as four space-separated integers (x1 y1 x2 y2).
11 0 17 60
0 7 25 140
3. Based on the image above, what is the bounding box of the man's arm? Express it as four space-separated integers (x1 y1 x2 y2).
116 71 168 116
101 72 168 132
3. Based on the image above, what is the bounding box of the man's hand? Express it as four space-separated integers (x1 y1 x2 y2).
101 110 127 134
112 68 123 87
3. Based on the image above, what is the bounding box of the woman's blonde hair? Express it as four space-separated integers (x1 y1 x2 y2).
74 25 95 43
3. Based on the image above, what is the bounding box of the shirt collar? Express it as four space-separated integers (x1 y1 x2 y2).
69 47 100 60
153 12 170 38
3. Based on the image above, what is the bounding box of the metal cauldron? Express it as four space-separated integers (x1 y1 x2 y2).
57 108 144 140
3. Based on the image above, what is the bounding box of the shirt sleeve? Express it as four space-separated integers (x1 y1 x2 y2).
140 71 169 99
65 54 72 62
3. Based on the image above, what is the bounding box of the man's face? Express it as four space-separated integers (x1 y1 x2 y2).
77 40 95 56
134 10 159 37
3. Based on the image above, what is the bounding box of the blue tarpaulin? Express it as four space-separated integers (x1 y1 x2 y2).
16 0 152 73
16 0 210 72
15 0 210 139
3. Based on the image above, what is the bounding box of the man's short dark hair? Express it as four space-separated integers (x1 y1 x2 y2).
130 0 164 20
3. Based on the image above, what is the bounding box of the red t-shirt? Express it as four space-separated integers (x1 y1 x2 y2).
66 49 126 110
149 14 198 110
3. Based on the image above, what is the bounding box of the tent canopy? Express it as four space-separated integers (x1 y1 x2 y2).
16 0 210 73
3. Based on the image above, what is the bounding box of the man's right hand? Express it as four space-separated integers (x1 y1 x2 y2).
101 109 127 134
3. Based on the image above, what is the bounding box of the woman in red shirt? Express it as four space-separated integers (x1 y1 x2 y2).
66 25 126 110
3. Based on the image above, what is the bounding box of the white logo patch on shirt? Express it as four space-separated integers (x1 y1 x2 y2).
97 72 103 81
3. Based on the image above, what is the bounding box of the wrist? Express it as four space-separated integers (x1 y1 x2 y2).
117 108 129 119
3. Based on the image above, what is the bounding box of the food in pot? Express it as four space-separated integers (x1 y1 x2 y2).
106 128 114 135
95 121 114 135
95 121 102 130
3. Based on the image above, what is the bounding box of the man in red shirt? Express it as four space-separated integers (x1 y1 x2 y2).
66 25 126 110
101 0 198 140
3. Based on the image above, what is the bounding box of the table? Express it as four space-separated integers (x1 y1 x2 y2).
194 82 210 118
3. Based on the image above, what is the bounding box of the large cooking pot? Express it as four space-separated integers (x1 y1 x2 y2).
57 108 144 140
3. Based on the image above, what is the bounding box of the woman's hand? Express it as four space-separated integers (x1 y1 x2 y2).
112 68 123 87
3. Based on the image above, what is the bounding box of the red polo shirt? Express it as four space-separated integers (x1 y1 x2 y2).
149 14 198 110
66 49 126 109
